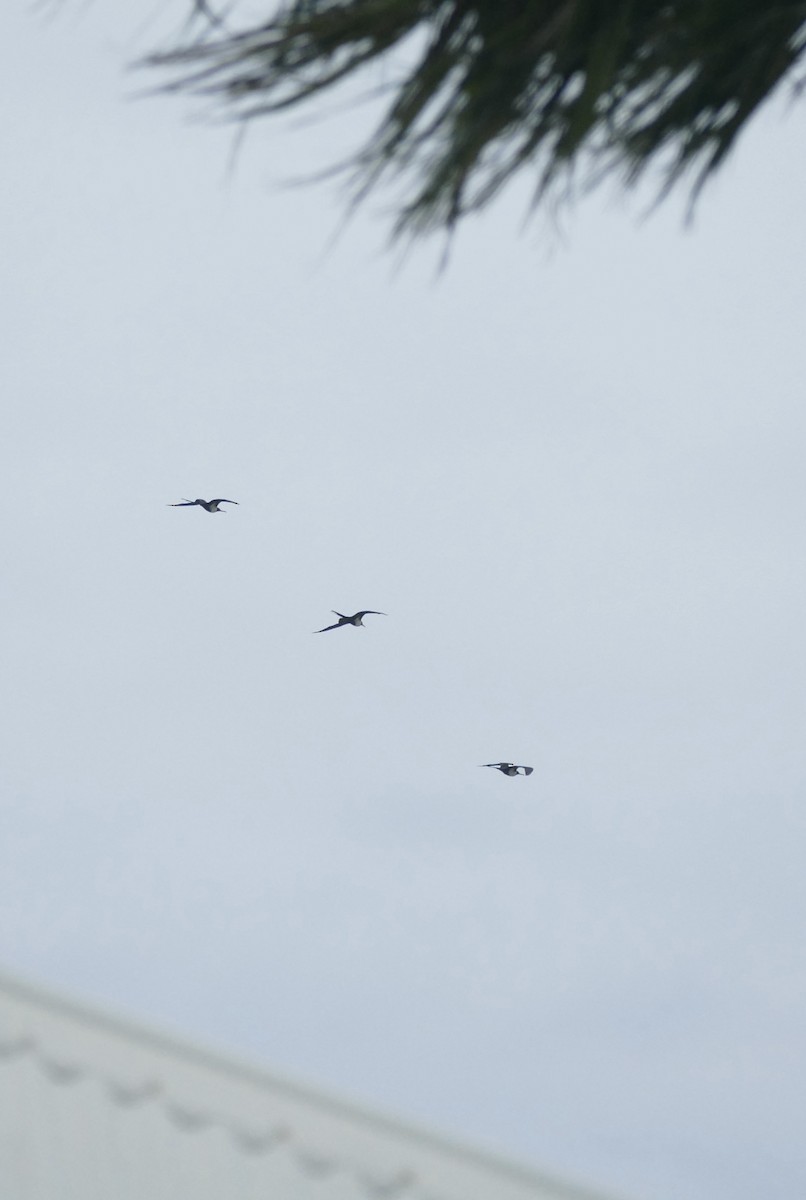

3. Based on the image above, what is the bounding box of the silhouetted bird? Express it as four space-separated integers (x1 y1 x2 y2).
481 762 534 777
169 498 238 513
315 611 386 633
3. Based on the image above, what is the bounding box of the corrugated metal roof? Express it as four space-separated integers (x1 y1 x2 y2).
0 969 625 1200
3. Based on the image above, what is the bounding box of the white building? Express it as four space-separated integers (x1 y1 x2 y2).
0 970 622 1200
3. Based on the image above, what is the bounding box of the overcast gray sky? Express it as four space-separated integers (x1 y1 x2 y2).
2 5 805 1200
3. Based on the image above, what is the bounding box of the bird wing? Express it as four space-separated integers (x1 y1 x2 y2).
356 611 386 617
315 621 345 633
169 502 196 507
518 766 534 775
481 762 510 768
210 499 238 505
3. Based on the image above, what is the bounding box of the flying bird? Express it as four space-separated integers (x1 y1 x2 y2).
481 762 534 777
315 610 386 633
169 498 238 513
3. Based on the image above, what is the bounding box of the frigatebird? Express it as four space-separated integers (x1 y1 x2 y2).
169 498 238 513
481 762 534 777
315 610 386 633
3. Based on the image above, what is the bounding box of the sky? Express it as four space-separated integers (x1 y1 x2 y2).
1 5 805 1199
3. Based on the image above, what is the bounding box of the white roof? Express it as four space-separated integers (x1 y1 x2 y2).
0 969 622 1200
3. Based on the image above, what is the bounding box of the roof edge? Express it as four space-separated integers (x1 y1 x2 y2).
0 965 623 1200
